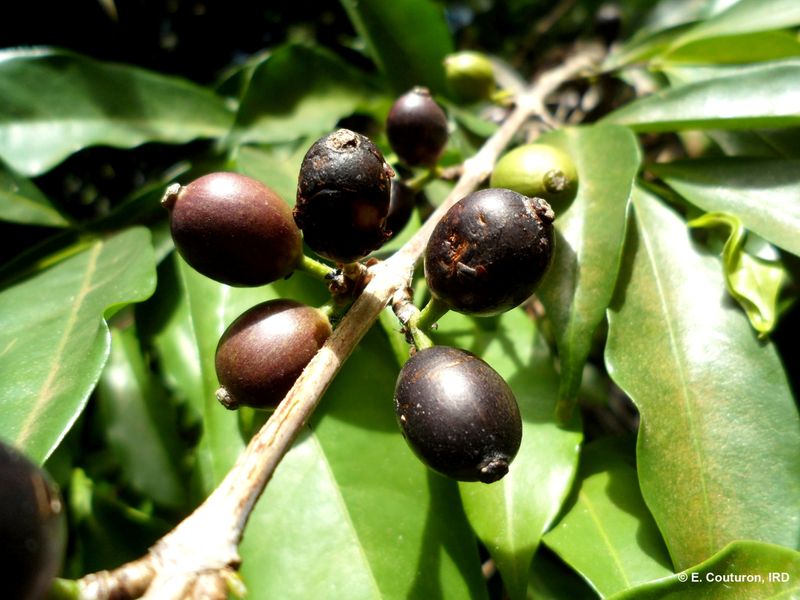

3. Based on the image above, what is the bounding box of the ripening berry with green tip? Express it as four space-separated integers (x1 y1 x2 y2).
490 144 578 206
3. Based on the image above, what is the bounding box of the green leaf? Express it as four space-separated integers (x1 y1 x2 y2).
660 61 800 159
0 49 234 176
660 30 800 65
432 309 582 600
339 0 453 94
240 325 487 600
663 57 800 85
605 186 800 570
688 212 785 336
603 63 800 132
543 440 673 597
235 143 307 206
650 158 800 256
0 228 156 463
604 23 695 71
667 0 800 51
0 158 69 226
528 547 599 600
96 326 188 509
536 125 641 420
608 541 800 600
232 44 381 147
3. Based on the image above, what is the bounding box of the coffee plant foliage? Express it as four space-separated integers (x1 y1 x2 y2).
0 0 798 598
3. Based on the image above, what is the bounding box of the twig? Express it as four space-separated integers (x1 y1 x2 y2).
76 44 602 600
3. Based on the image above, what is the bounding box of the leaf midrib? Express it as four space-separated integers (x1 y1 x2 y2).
17 241 102 445
579 488 630 590
636 207 715 557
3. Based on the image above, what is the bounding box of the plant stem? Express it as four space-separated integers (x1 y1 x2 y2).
407 314 434 351
405 166 441 192
295 253 334 282
416 296 450 331
76 44 603 600
407 296 449 351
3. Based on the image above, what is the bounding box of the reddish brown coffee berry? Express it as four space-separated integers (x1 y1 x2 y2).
394 346 522 483
294 129 394 263
386 87 449 167
163 172 302 286
215 299 332 409
424 188 555 316
1 441 66 600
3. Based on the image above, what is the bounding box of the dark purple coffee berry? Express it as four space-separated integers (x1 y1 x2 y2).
163 172 303 287
424 188 555 316
386 87 449 167
0 440 66 600
215 299 332 409
294 129 394 263
394 346 522 483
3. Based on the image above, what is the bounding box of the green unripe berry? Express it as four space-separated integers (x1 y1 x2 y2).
443 51 496 103
491 144 578 206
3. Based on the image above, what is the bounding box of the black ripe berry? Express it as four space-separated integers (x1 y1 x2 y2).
394 346 522 483
386 87 449 167
295 129 394 263
215 299 332 410
424 188 555 316
0 441 65 600
163 172 302 287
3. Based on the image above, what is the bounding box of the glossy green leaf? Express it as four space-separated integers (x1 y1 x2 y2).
609 541 800 600
667 0 800 51
536 125 641 420
0 158 69 226
603 63 800 132
241 325 487 600
688 212 785 336
605 186 800 570
705 128 800 159
232 44 381 147
433 309 582 600
661 61 800 158
663 57 800 85
96 326 188 509
604 24 694 71
339 0 453 94
0 49 234 176
145 256 204 420
235 143 307 206
543 441 673 597
660 30 800 65
651 158 800 256
0 228 156 463
528 547 599 600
